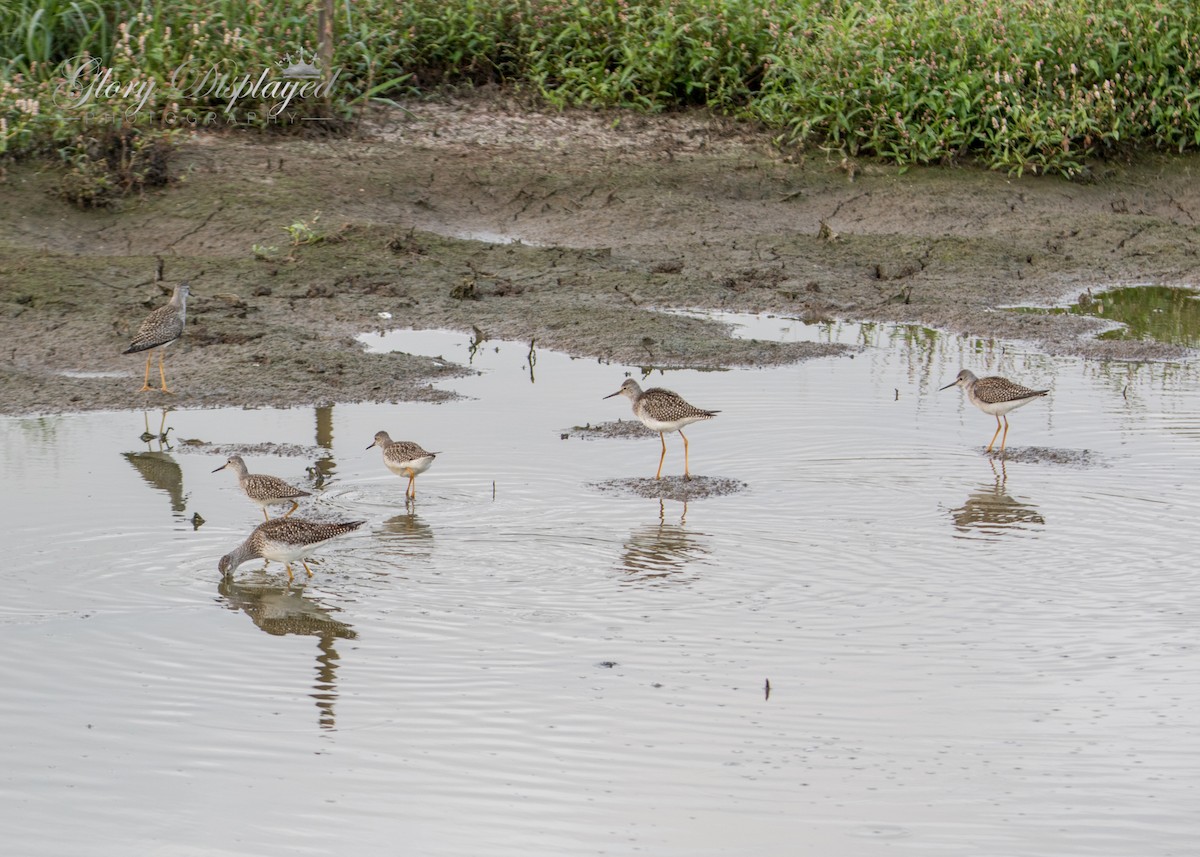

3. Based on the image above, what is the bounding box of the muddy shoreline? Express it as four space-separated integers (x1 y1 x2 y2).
2 97 1199 416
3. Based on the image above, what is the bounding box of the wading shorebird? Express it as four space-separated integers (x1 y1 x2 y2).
605 378 719 480
218 518 365 582
367 431 438 500
212 455 312 520
123 280 189 393
941 369 1049 455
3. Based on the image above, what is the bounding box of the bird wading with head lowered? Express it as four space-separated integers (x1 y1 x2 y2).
218 518 365 583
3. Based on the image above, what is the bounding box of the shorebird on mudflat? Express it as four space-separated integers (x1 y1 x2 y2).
941 369 1049 455
123 280 189 393
604 378 719 480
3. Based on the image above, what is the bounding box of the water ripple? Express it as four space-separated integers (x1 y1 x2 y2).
3 322 1200 856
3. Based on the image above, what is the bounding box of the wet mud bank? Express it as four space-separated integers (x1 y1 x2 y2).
3 97 1200 416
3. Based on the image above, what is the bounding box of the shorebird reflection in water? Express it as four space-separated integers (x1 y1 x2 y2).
123 280 189 393
619 500 709 584
138 408 173 446
941 369 1048 455
218 518 364 582
213 454 311 520
123 408 187 514
604 378 719 480
218 577 356 730
950 458 1045 536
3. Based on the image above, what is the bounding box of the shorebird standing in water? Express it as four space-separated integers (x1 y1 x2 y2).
605 378 719 480
941 369 1049 454
212 455 312 521
367 431 438 500
123 280 189 393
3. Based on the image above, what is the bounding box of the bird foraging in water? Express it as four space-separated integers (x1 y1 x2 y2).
212 454 311 520
941 369 1049 455
218 518 364 582
367 431 438 499
123 280 189 393
604 378 719 480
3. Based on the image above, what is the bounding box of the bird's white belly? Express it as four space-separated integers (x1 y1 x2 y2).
640 416 693 433
974 396 1037 417
259 539 316 563
386 455 434 476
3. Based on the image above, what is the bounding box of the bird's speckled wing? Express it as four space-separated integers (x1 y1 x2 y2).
384 441 435 465
125 304 184 353
639 388 719 422
973 376 1048 405
241 474 311 502
252 518 364 551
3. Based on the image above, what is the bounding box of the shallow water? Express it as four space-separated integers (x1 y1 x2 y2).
3 316 1200 856
1013 284 1200 346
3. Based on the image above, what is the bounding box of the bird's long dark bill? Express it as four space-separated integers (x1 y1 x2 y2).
939 381 957 391
365 442 376 449
211 464 227 472
602 391 621 399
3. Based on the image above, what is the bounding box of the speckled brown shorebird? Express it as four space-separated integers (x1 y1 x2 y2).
605 378 719 480
218 518 365 582
123 281 189 393
213 455 312 520
367 431 438 499
941 369 1049 454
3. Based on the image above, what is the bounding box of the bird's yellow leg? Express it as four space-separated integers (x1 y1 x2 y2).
302 560 314 578
406 469 416 498
158 349 173 394
262 508 271 522
138 352 154 392
655 432 667 480
285 563 295 582
999 416 1010 455
681 429 691 481
986 416 1003 453
284 501 299 518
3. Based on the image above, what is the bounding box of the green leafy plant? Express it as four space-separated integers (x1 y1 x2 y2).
284 211 323 245
3 0 1200 178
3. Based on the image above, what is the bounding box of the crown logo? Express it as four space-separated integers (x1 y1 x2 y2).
280 47 321 80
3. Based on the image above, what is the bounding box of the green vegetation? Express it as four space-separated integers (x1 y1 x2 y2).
284 211 325 246
1015 287 1200 347
3 0 1199 191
